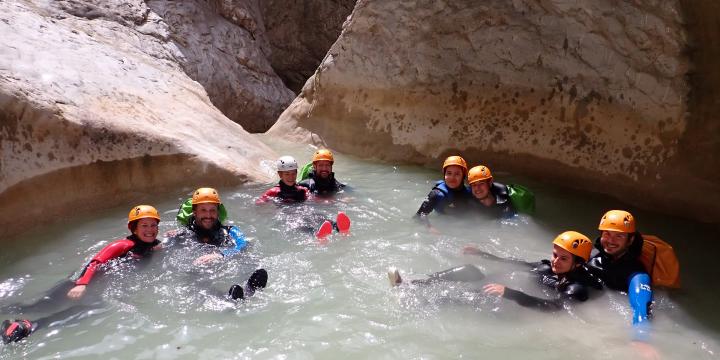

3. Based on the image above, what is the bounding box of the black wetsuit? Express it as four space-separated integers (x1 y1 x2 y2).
502 260 602 311
258 181 310 203
421 257 602 311
174 216 235 246
587 231 647 291
416 181 474 216
472 182 516 218
298 171 345 196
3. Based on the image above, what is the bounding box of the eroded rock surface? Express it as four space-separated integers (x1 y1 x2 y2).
0 1 277 237
259 0 356 93
146 0 295 133
269 0 720 222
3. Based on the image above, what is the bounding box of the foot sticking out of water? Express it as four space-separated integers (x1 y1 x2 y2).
229 269 268 300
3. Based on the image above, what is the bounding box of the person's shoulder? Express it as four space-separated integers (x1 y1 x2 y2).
298 178 314 188
105 238 135 251
428 185 445 197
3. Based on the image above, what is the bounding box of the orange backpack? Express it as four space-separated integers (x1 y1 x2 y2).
639 235 681 288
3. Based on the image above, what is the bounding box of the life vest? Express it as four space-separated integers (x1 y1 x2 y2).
639 235 680 288
507 184 535 214
432 181 472 212
176 198 228 226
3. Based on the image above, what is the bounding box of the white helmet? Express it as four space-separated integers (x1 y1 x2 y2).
276 156 298 171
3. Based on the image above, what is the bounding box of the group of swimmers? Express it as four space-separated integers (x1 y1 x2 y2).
404 154 657 314
1 149 348 343
2 150 666 353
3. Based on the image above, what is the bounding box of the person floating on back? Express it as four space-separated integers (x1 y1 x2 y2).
2 205 163 343
170 187 268 300
171 187 249 265
390 231 602 311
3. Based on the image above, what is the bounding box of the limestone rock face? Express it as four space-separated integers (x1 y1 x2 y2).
259 0 356 93
146 0 295 133
0 1 277 238
269 0 720 222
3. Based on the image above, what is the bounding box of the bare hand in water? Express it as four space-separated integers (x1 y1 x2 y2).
193 253 223 265
483 283 506 296
462 244 481 255
67 285 87 299
631 341 661 360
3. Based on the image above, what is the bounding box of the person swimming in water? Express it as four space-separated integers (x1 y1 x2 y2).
298 149 347 196
415 155 475 218
168 187 268 299
390 231 602 311
2 205 164 343
257 156 350 239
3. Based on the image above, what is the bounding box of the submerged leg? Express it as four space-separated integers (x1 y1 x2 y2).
2 304 100 343
412 264 486 285
388 265 485 287
1 280 75 314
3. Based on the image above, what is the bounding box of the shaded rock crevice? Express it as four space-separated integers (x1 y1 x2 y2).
259 0 356 93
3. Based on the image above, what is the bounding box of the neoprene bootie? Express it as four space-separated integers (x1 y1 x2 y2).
245 269 268 297
2 319 33 343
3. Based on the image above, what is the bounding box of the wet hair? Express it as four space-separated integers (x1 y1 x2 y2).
129 220 139 233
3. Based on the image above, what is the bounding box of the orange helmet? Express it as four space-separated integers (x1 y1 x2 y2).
312 149 334 163
191 187 221 205
127 205 160 225
468 165 493 184
598 210 636 233
442 156 468 175
553 231 593 262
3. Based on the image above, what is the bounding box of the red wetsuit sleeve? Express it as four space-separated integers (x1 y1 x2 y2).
256 186 280 204
74 239 134 286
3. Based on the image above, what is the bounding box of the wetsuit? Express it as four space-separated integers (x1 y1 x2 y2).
472 182 516 218
416 181 474 216
587 231 648 291
257 181 310 203
172 216 247 257
298 171 345 196
1 235 159 342
419 257 602 312
501 260 602 311
73 235 160 286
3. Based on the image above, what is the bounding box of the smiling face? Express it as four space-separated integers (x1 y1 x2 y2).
600 230 632 258
193 203 219 230
470 179 492 201
551 245 576 275
443 165 465 189
278 170 297 186
132 218 159 243
313 160 333 179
